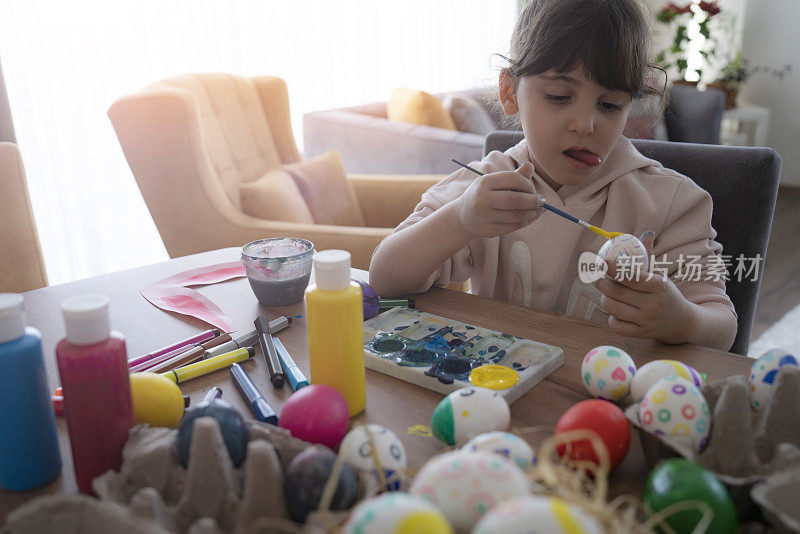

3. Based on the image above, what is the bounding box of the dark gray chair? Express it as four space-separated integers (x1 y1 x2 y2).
483 131 781 356
664 85 726 144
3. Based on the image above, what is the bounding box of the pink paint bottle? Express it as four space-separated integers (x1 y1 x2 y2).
56 294 134 495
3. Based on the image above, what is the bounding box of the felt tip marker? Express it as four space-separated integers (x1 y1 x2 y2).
203 387 222 402
273 338 309 391
129 329 220 368
203 316 292 360
254 316 286 389
229 363 278 425
379 298 415 309
138 333 232 374
160 347 254 384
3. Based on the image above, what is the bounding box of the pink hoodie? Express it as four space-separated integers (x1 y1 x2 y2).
395 136 736 328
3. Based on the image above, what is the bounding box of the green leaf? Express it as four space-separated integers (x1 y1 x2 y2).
656 51 666 64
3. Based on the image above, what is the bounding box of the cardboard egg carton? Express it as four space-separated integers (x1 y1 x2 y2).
3 419 369 534
625 366 800 519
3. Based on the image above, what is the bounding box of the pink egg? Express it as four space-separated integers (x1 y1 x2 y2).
279 384 350 449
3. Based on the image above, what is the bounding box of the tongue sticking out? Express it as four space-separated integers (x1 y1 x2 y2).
565 149 601 167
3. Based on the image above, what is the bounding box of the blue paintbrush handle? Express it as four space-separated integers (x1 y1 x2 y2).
542 203 582 225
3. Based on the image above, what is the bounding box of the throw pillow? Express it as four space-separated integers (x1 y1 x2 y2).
283 150 366 227
239 167 314 223
442 93 496 135
387 88 456 130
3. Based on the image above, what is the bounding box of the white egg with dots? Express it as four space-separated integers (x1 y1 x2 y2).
639 376 710 451
747 348 799 410
410 449 529 533
463 431 535 471
581 345 636 402
339 424 407 489
631 359 705 402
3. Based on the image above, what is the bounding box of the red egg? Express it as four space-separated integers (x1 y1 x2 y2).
554 399 630 471
279 384 350 449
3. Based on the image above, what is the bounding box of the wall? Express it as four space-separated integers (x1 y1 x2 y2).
741 0 800 186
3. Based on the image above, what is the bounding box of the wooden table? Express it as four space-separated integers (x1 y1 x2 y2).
0 247 753 524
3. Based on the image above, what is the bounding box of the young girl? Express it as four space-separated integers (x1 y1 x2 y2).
369 0 737 352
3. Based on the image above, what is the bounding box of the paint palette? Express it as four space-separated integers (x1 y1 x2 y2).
363 307 563 403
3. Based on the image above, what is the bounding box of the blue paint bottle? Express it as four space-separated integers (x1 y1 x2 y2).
0 294 62 490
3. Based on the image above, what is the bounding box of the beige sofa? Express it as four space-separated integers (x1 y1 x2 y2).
108 74 442 270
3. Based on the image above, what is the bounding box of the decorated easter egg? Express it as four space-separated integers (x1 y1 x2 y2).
409 450 529 533
463 431 535 471
643 458 737 534
284 446 359 523
747 348 799 409
581 345 636 401
472 495 603 534
631 360 705 402
342 492 453 534
353 278 380 320
129 372 185 428
597 233 649 271
555 399 630 471
279 384 350 449
340 424 407 489
174 399 248 467
639 376 710 451
431 386 510 446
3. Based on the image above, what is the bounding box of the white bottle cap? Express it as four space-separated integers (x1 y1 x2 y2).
62 294 111 345
0 293 26 344
314 250 351 290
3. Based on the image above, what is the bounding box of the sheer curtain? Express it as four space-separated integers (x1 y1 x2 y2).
0 0 517 285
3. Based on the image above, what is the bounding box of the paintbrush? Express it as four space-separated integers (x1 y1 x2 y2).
451 159 624 240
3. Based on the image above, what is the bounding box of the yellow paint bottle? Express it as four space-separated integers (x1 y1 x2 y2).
305 250 365 417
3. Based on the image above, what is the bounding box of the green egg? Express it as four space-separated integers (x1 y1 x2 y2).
643 458 737 534
431 397 455 445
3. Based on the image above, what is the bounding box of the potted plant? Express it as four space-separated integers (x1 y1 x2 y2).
654 1 723 84
708 53 793 109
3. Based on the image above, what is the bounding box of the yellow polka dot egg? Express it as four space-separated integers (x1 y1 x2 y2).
639 376 710 451
630 359 705 402
581 345 636 402
472 495 603 534
342 492 453 534
409 450 528 533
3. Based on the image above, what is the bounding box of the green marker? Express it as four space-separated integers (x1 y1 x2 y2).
379 298 415 309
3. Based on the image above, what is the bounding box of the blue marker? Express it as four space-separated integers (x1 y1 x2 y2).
229 363 278 425
273 338 309 391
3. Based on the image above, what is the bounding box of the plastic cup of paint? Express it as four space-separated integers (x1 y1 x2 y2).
241 238 314 307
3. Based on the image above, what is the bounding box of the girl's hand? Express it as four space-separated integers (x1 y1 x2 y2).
454 162 546 238
594 232 694 344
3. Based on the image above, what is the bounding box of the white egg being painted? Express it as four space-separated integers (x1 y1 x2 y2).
597 233 649 271
463 431 535 471
431 386 510 446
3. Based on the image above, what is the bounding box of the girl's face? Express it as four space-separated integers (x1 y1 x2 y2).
500 66 633 191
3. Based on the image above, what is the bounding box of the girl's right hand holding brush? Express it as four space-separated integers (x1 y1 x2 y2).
454 162 546 238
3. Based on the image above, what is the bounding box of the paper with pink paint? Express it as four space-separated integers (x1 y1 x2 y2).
140 262 245 332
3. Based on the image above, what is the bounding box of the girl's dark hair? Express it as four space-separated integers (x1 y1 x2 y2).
505 0 665 99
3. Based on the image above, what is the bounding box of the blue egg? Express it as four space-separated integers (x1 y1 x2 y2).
284 447 359 523
174 399 249 467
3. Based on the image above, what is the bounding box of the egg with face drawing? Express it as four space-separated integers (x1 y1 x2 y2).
747 348 799 409
581 345 636 402
339 424 407 490
431 386 510 446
